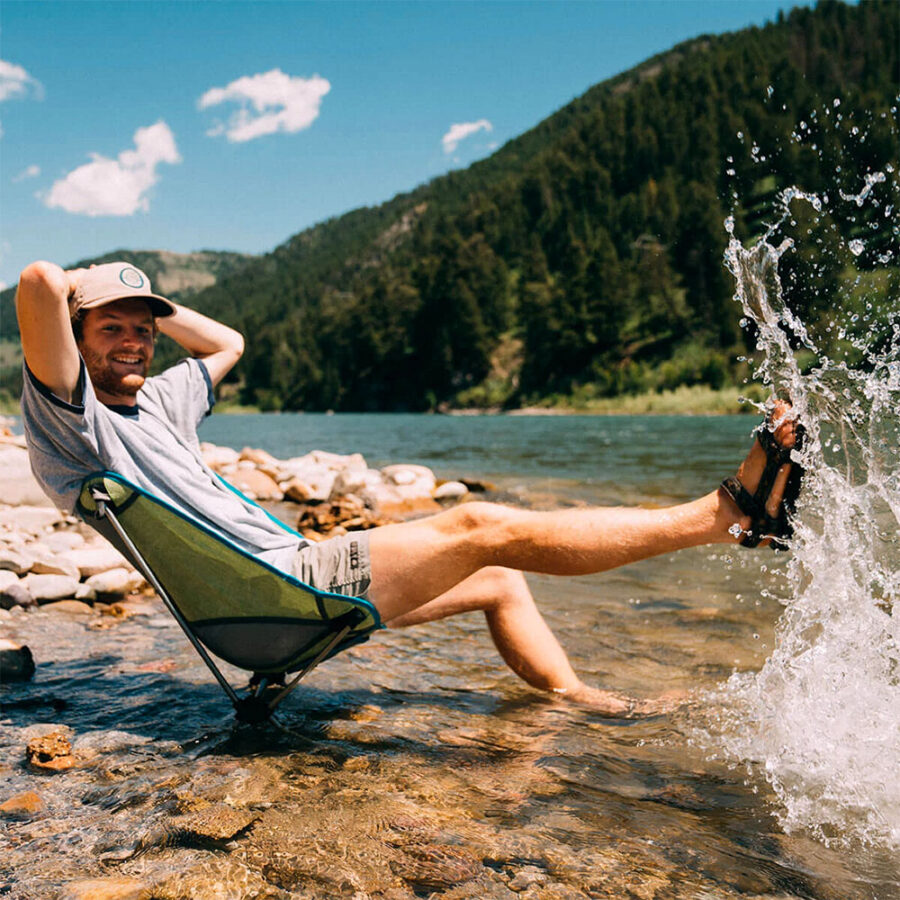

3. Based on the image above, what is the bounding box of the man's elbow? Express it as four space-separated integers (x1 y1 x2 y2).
16 261 66 301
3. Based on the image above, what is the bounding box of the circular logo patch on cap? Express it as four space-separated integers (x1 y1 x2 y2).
118 267 145 289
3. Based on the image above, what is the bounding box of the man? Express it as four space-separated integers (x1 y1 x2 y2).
16 260 800 716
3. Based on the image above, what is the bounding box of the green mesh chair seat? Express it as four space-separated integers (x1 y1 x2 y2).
77 472 382 721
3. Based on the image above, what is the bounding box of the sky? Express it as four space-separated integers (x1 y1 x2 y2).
0 0 816 289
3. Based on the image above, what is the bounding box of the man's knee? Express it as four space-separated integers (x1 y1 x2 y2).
436 501 515 537
479 566 530 609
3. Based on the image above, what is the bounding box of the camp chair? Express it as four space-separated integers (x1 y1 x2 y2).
77 472 382 723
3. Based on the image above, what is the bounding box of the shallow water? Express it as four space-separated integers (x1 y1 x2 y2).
2 413 898 899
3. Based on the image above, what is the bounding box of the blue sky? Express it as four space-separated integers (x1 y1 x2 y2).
0 0 814 289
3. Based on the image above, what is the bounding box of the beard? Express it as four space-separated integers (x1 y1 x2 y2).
80 345 149 400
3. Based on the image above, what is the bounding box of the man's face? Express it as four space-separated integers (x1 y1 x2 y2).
77 299 155 404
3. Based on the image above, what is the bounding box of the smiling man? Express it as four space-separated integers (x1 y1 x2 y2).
15 259 802 717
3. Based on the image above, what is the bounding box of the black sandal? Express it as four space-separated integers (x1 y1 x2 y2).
720 411 805 551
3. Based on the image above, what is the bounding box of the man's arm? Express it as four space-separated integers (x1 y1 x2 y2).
156 304 244 388
15 261 84 404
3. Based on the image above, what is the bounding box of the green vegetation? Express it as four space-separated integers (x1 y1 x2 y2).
2 2 896 415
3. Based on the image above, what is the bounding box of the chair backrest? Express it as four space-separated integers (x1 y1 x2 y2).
77 472 381 675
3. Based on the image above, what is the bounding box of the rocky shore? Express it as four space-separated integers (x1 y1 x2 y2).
0 421 481 685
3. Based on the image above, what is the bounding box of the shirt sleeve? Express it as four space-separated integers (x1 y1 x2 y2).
139 357 215 441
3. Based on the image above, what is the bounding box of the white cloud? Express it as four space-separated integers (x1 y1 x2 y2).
199 68 330 143
43 121 181 217
441 119 493 154
12 164 40 182
0 59 43 102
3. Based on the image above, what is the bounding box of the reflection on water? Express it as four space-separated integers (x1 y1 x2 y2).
2 413 898 898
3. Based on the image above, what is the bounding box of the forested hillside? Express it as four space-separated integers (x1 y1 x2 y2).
4 1 897 413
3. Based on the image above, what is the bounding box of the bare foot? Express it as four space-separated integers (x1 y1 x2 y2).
717 399 800 546
555 684 690 718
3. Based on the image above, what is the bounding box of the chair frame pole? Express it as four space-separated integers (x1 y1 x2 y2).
94 495 242 707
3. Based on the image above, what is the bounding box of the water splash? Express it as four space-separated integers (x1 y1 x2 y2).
711 153 900 850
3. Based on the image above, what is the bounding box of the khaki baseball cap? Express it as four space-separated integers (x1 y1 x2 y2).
68 262 176 319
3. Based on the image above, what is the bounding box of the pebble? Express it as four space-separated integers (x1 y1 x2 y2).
31 555 81 579
0 547 34 575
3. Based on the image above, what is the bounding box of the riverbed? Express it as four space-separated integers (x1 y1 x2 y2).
2 413 897 899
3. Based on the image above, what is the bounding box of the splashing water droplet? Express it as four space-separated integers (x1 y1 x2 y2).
849 239 865 256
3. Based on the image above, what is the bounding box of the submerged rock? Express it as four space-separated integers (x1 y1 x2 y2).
26 731 77 771
0 789 43 816
58 877 150 900
0 638 35 680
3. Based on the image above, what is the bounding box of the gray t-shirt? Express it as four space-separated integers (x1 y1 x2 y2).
21 357 304 572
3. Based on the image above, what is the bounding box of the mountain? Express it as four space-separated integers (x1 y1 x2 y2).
4 1 897 413
183 0 897 411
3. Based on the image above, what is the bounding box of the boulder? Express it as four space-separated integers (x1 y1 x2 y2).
0 505 65 531
40 531 85 554
199 442 239 471
22 573 80 602
0 445 51 507
223 468 284 501
434 481 469 501
0 639 35 680
238 446 279 469
0 547 35 575
84 567 144 596
382 464 437 492
41 600 97 616
64 545 130 578
0 581 34 610
281 477 315 503
0 790 43 816
359 482 441 518
31 555 81 580
331 465 380 498
0 570 18 591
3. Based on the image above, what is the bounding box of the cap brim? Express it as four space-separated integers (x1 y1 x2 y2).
77 293 176 318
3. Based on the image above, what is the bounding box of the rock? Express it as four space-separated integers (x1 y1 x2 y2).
31 555 81 579
382 464 437 491
0 790 43 816
434 481 469 501
26 731 76 771
281 477 315 503
0 445 51 506
40 530 85 553
65 545 130 577
460 477 495 493
359 482 441 518
0 547 35 575
171 803 259 841
0 639 35 680
0 505 64 531
22 573 80 601
1 581 35 609
0 570 18 591
296 496 394 538
58 877 150 900
331 464 377 497
200 442 239 471
239 446 279 469
41 599 97 616
223 468 284 501
84 567 144 596
508 866 549 892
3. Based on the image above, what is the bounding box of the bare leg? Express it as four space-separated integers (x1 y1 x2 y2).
386 565 677 715
368 402 798 623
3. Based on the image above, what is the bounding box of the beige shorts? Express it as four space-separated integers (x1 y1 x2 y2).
291 531 372 599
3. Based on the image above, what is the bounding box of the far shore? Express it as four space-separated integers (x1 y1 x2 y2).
1 384 764 421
